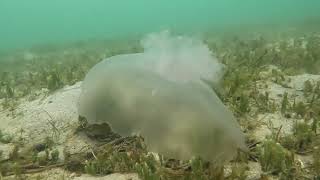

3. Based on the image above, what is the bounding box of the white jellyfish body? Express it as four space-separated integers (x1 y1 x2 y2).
78 31 246 163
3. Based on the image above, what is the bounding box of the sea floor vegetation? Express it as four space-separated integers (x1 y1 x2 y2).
0 29 320 179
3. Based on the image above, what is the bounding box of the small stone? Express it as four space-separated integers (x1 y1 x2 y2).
69 172 77 178
284 113 291 118
34 143 46 152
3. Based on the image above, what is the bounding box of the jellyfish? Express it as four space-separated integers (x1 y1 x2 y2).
78 31 246 163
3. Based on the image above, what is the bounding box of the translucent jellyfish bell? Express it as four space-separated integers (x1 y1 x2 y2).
78 31 246 163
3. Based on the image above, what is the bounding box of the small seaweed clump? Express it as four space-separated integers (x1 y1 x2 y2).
258 139 295 178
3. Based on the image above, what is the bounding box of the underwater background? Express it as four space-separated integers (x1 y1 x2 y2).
1 0 320 51
1 1 320 179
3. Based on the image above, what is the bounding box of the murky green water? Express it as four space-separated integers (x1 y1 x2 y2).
1 0 320 51
1 1 320 179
